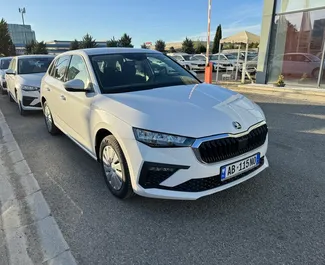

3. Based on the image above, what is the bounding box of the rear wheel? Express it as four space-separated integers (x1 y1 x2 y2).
100 135 134 199
43 101 60 135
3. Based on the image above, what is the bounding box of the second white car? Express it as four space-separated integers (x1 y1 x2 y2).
5 55 54 115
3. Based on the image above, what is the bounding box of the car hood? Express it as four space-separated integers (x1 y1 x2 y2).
18 73 45 87
96 84 265 138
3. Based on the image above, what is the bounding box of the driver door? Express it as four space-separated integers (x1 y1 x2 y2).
61 55 96 151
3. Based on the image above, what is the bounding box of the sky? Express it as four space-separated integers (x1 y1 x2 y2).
1 0 264 47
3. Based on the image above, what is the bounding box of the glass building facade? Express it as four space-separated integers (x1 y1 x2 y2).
8 24 36 46
257 0 325 88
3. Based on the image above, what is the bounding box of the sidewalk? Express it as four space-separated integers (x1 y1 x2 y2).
0 109 77 265
222 83 325 103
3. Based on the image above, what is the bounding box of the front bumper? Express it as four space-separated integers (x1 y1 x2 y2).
21 90 42 110
125 135 269 200
191 65 205 71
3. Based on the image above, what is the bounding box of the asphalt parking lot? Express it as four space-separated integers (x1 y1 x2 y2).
1 90 325 265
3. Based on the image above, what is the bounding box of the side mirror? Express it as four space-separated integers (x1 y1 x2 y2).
6 69 16 75
63 79 92 92
190 70 197 77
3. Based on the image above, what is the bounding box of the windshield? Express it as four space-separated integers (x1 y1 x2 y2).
18 57 54 74
182 55 191 61
306 54 321 62
0 59 11 69
224 54 237 60
91 53 200 94
209 55 218 60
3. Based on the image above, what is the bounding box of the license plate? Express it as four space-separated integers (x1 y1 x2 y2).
221 153 260 181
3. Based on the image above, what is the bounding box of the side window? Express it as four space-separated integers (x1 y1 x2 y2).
54 55 71 82
66 55 91 88
48 60 57 77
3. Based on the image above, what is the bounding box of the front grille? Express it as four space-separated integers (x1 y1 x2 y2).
197 124 268 164
167 157 264 192
198 64 205 67
2 81 7 88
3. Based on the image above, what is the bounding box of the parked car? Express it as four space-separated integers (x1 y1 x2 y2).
271 53 324 78
192 54 229 71
214 53 244 69
168 53 205 71
40 48 269 200
0 56 12 95
5 55 54 115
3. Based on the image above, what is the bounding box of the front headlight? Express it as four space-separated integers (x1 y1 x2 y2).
133 128 195 147
21 85 40 91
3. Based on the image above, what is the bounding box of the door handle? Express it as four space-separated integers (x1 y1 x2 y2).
46 87 50 92
60 95 66 101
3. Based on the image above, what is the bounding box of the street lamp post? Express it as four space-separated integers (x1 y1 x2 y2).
18 7 28 45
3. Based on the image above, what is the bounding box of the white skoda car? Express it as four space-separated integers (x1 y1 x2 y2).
5 55 54 115
40 48 269 200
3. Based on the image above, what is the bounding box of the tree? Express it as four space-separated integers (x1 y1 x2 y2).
25 40 36 54
107 37 119 47
169 46 176 53
70 39 80 50
34 41 48 54
212 24 222 54
155 40 165 52
80 33 97 48
195 42 206 54
119 33 133 47
0 18 16 56
25 40 48 54
182 37 195 54
141 43 148 49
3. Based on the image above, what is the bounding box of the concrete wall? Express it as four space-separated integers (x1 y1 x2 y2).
256 0 276 84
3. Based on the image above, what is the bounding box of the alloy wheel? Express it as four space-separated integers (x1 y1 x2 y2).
102 146 123 191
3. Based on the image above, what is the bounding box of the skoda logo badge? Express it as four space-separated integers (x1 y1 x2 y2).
233 121 242 129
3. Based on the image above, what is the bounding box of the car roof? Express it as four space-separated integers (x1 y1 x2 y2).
14 55 55 59
0 56 13 60
62 48 160 57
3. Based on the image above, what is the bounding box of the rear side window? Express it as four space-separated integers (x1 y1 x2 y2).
53 55 71 82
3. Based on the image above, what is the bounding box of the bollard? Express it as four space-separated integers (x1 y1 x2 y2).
204 62 213 84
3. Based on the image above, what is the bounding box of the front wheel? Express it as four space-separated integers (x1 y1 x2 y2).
43 101 60 135
8 91 14 102
18 101 26 116
0 86 6 95
312 68 320 79
100 135 134 199
185 65 191 71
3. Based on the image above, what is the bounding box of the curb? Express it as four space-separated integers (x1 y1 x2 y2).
0 109 77 265
237 84 325 96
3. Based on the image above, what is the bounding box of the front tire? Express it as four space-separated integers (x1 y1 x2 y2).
0 86 6 95
185 65 191 71
8 91 14 102
100 135 134 199
18 101 25 116
43 101 60 135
